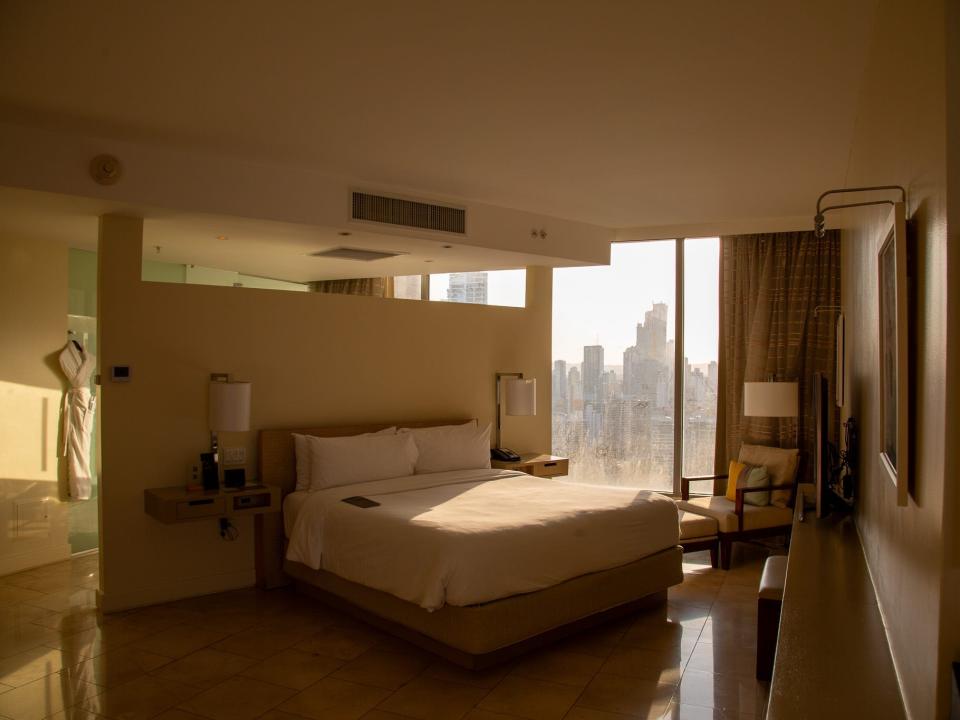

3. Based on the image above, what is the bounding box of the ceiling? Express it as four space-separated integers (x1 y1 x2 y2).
0 1 878 231
0 186 576 281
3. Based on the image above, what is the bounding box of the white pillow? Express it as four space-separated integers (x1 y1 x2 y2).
400 421 492 474
293 427 396 491
306 431 417 490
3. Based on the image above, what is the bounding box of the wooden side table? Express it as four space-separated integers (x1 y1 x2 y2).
144 484 280 524
491 454 569 478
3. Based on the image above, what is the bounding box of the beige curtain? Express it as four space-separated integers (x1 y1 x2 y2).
715 230 840 484
309 277 393 297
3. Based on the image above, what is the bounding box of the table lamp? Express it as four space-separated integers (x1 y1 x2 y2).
207 374 251 489
743 381 798 446
494 372 536 457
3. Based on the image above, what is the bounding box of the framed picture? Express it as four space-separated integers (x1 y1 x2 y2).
835 313 845 408
877 201 909 506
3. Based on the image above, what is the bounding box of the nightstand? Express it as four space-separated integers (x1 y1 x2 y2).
144 484 281 524
491 454 569 478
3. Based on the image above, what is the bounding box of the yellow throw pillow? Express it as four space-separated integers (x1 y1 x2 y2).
725 460 747 501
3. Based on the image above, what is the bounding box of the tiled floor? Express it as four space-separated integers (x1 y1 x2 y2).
0 546 772 720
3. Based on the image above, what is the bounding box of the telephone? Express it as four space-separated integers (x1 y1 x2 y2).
491 448 521 462
200 452 219 491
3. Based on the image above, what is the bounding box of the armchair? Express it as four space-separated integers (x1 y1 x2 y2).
678 447 802 570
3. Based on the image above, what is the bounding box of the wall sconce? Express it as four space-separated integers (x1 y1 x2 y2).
494 372 537 454
813 185 906 237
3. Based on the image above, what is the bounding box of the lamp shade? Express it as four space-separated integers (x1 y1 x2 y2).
209 381 251 431
504 377 537 416
743 382 798 418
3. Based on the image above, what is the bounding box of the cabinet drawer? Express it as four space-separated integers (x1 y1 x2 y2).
176 496 225 520
531 459 568 477
231 492 272 513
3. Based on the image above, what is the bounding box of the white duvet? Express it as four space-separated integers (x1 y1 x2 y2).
285 468 679 610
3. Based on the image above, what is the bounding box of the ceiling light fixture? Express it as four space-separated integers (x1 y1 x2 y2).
813 186 906 238
310 247 404 261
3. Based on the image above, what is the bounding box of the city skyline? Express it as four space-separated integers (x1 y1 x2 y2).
551 286 719 491
552 239 719 366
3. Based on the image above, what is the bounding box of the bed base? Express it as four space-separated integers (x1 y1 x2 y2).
284 546 682 669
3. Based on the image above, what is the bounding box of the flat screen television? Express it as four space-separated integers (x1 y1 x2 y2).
814 373 831 518
814 371 856 517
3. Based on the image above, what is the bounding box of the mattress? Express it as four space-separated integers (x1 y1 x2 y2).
285 468 679 611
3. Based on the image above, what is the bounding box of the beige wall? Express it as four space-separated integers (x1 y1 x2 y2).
840 0 950 717
941 0 960 710
0 236 71 574
97 215 552 611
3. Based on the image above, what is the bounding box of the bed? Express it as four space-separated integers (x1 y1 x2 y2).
256 420 683 668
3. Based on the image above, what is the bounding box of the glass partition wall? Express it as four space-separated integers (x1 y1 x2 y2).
552 238 719 495
143 260 526 308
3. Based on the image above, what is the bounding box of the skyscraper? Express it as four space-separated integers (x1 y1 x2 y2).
567 366 582 411
552 359 568 412
707 360 719 391
623 302 669 402
582 345 604 404
446 272 488 304
635 303 667 363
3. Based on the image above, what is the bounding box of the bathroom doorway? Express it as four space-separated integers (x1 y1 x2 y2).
67 248 99 555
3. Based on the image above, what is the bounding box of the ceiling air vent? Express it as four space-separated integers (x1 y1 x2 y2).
351 191 466 235
310 247 404 262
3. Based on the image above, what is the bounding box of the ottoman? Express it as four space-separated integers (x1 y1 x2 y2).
678 510 720 568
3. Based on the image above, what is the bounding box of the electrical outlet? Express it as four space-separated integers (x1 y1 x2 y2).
222 447 246 465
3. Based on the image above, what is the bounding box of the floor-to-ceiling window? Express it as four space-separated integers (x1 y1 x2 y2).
682 238 720 478
552 238 719 494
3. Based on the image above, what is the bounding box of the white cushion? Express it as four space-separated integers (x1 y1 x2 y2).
294 427 396 491
400 421 492 474
741 465 771 507
675 496 793 533
306 431 417 490
678 510 719 540
738 444 799 508
759 555 788 600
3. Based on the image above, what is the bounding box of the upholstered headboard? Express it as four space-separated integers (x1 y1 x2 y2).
254 419 473 588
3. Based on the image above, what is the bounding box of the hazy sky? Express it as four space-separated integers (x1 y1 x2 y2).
552 239 719 367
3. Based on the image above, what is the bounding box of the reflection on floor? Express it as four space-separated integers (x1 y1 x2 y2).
0 546 771 720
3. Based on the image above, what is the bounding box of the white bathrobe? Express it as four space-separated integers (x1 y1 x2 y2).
59 341 96 500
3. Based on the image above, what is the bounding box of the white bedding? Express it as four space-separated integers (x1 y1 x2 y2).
285 468 680 611
284 490 312 538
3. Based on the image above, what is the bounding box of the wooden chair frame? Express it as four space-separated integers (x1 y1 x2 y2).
681 455 803 570
678 537 720 568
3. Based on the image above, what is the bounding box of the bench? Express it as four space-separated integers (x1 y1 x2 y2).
678 510 720 568
757 554 787 680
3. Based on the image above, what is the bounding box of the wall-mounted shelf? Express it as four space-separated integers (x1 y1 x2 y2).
491 454 569 478
144 484 280 524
